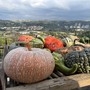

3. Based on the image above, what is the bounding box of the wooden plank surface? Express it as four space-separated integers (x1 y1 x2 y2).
0 61 90 90
67 74 90 87
0 68 6 90
6 74 90 90
0 43 9 90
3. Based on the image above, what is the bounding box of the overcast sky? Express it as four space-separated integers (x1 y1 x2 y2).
0 0 90 20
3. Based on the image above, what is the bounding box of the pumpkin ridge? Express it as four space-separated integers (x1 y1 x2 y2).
36 51 49 80
42 51 55 76
16 51 34 83
4 50 22 80
15 52 26 82
31 52 37 82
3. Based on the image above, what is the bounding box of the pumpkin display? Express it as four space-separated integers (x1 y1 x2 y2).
9 38 44 51
4 47 55 83
30 38 44 48
58 33 74 47
55 45 84 57
18 35 33 43
52 52 78 75
44 36 64 52
8 42 28 51
74 39 90 48
36 35 45 44
62 37 74 47
64 47 90 73
80 36 90 44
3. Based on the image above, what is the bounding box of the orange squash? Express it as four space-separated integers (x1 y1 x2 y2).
4 47 55 83
18 35 33 43
44 36 64 52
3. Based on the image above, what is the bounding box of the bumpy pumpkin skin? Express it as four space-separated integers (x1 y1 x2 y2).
18 35 33 43
44 36 64 52
4 47 55 83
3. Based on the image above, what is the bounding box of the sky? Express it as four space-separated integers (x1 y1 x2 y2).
0 0 90 20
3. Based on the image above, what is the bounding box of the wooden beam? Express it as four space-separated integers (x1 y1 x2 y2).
6 74 90 90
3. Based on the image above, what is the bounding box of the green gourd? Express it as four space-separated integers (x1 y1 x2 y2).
64 48 90 73
52 52 78 75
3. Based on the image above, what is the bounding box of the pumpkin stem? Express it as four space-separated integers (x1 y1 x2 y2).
74 39 80 45
25 43 31 51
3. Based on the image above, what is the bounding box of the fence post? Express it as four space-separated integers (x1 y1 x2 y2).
1 38 9 90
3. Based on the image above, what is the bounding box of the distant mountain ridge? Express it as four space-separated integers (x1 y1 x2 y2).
0 20 90 31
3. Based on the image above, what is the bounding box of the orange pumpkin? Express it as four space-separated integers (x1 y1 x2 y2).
4 47 55 83
18 35 33 43
44 36 64 52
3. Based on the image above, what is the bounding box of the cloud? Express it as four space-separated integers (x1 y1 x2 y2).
0 0 90 20
0 0 90 10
